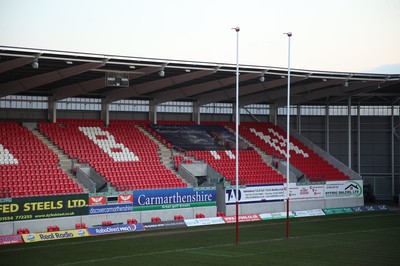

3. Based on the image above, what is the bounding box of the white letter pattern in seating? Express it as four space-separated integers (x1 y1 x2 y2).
208 150 236 160
210 150 221 160
0 144 18 165
79 127 139 162
225 150 235 159
249 128 309 158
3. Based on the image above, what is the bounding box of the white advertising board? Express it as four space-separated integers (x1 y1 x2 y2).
325 180 363 198
225 184 285 204
288 184 324 201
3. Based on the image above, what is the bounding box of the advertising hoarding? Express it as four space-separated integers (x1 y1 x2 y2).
0 194 88 222
133 188 216 211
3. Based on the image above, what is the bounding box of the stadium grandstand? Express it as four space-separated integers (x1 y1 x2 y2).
0 46 399 237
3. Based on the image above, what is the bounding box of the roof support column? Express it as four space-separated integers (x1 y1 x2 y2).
270 104 278 125
325 104 330 153
101 98 109 127
391 104 398 199
296 105 301 134
149 100 157 124
348 97 352 168
192 101 201 125
47 96 57 123
232 103 239 124
357 104 361 174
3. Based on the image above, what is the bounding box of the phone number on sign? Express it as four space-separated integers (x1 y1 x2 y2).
0 215 33 222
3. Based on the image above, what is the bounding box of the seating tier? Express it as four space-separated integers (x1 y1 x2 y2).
0 122 83 198
186 149 286 185
39 119 187 191
240 122 349 182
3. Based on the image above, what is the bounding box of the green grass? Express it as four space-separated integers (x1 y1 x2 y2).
1 212 400 266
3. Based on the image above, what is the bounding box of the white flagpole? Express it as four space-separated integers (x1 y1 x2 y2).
232 26 240 244
284 32 292 239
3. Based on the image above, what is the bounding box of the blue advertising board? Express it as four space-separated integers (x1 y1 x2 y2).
133 188 216 211
87 224 144 236
89 203 133 215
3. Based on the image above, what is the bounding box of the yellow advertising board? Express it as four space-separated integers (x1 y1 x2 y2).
22 229 89 243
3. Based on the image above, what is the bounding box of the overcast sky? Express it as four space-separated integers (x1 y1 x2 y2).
1 0 399 74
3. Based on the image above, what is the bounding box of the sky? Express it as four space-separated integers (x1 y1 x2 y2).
0 0 399 74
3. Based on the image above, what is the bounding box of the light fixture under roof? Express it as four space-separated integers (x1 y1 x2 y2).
158 70 165 77
259 75 265 82
31 59 39 69
66 61 73 65
129 65 135 69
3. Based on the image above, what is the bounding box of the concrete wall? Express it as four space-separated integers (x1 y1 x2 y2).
290 199 325 211
226 201 284 216
325 197 364 208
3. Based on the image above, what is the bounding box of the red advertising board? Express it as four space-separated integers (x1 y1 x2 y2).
89 196 106 206
222 214 261 223
0 234 24 245
118 194 133 203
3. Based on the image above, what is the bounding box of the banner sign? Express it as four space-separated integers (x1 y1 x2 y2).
118 194 133 203
89 203 133 215
288 184 324 201
142 220 187 231
149 124 251 151
0 194 89 222
87 224 144 236
352 205 389 213
259 212 294 220
22 229 89 243
222 214 261 223
89 195 106 206
133 188 216 211
292 209 325 218
0 234 23 245
225 184 284 205
325 180 363 198
323 207 354 215
184 217 225 227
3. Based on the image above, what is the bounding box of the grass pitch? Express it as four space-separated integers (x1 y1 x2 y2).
1 211 399 266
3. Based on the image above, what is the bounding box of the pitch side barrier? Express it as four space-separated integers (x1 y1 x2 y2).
0 204 389 245
0 183 363 236
0 187 218 235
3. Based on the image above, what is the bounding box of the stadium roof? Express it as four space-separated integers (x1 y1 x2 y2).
1 46 399 107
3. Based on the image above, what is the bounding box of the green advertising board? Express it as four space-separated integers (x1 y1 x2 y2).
323 207 354 215
0 194 88 222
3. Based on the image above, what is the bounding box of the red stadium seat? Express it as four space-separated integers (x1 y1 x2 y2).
196 213 205 218
151 217 161 222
